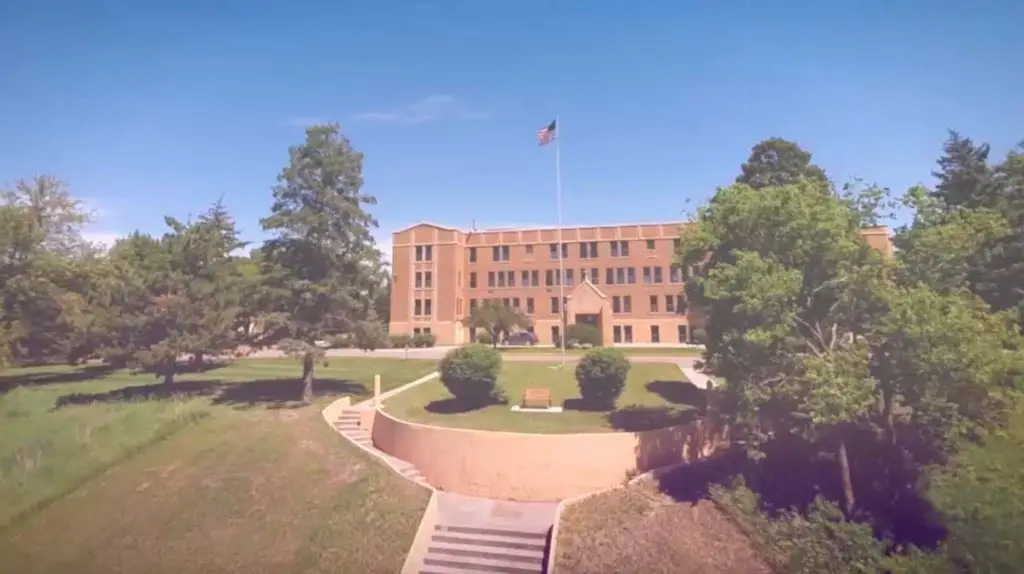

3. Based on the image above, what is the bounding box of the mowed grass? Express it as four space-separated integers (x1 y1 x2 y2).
384 361 703 433
0 358 436 533
0 407 431 574
499 346 703 357
554 474 770 574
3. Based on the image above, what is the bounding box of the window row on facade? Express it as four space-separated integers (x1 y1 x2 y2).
469 266 686 289
472 323 693 345
468 238 683 263
465 294 686 316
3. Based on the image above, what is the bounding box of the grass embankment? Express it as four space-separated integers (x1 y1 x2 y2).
554 474 770 573
499 346 703 357
384 361 702 433
0 358 437 573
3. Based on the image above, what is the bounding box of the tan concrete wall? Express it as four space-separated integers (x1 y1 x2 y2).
372 410 729 501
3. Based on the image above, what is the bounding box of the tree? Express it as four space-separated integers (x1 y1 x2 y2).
678 178 890 515
258 123 381 402
0 176 94 365
463 301 532 348
736 138 829 191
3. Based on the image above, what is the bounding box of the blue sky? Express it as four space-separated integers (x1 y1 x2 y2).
2 1 1022 258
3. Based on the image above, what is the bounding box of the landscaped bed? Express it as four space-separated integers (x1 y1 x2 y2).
383 361 704 433
554 473 770 574
0 358 437 572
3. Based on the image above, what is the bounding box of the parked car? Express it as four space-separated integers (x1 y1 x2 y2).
505 331 538 346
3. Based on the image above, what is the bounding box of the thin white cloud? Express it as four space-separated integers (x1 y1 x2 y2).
82 231 124 249
351 94 488 125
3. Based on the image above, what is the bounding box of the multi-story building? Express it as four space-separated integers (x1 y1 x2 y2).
388 222 893 346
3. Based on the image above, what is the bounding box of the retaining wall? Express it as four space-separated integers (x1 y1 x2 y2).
371 409 729 501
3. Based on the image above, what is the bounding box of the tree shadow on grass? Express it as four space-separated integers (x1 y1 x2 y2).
0 364 118 395
425 397 497 414
54 378 368 410
606 405 702 432
645 380 707 409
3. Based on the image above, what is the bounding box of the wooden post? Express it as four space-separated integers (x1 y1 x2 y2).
373 374 381 407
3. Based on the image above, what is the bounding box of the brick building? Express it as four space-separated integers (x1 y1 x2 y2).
388 222 893 347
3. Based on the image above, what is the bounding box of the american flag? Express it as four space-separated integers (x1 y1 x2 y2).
537 119 557 146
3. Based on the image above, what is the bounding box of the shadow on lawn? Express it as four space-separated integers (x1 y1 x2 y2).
0 364 119 395
645 380 707 409
54 378 367 410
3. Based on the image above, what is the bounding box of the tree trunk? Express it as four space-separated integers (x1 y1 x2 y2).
301 352 315 403
837 436 855 516
162 358 176 386
194 351 205 368
881 387 896 445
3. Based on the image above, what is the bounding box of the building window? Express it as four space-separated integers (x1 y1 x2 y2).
493 245 510 262
414 245 433 261
606 268 615 284
666 294 685 313
590 267 599 284
627 267 636 284
415 271 423 288
469 272 477 288
414 327 422 335
424 271 433 288
550 297 560 314
469 326 476 341
610 240 629 257
521 270 530 286
673 238 681 250
615 268 626 284
653 267 663 284
613 326 622 343
424 299 432 315
507 270 515 287
526 297 535 314
549 242 568 260
623 296 632 313
469 298 478 311
525 245 534 256
646 239 656 250
678 324 689 342
642 266 652 285
513 297 521 310
612 296 622 314
674 294 685 314
414 299 422 315
624 325 633 343
502 297 511 307
650 295 659 312
545 269 555 286
497 271 506 288
651 325 660 343
488 271 496 288
565 269 574 287
579 241 598 259
670 265 683 283
530 270 540 287
551 325 560 345
469 247 477 263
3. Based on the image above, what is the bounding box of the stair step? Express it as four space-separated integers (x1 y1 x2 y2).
434 525 547 541
427 539 544 563
429 533 546 554
421 555 540 574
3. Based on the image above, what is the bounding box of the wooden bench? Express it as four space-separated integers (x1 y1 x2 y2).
522 388 552 409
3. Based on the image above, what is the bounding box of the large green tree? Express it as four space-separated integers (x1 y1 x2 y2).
736 138 829 190
258 123 383 402
463 301 532 347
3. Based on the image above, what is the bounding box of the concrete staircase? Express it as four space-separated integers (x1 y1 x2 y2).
332 408 428 485
414 492 556 574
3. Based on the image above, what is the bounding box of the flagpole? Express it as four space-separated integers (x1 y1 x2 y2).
555 115 566 366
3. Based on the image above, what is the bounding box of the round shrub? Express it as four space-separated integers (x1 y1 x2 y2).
389 333 412 348
575 348 631 408
439 344 505 404
566 323 602 347
475 331 494 345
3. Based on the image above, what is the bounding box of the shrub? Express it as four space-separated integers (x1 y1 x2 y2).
354 321 389 351
438 344 505 404
575 347 630 408
476 331 494 345
566 323 602 346
411 332 436 348
326 334 355 349
389 333 413 348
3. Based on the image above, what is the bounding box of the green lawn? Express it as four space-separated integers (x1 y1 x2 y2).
0 357 437 572
498 346 703 357
383 362 704 433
